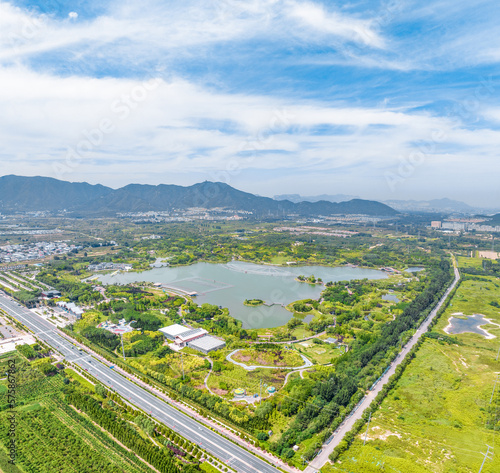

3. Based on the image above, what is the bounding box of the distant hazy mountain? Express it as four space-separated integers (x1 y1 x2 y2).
0 175 112 212
274 193 359 203
0 175 398 217
383 198 476 214
485 214 500 226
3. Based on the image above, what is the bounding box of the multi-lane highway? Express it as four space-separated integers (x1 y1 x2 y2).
0 293 280 473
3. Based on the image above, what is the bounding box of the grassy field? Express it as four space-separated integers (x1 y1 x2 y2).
65 367 95 390
330 275 500 473
457 255 484 269
294 341 344 365
232 347 304 367
207 362 287 397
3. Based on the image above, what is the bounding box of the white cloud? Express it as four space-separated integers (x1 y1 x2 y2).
286 1 385 48
0 0 388 67
0 0 499 204
0 65 497 196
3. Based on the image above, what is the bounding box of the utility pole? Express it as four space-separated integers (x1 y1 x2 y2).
490 374 499 404
120 335 125 361
181 352 185 380
478 445 493 473
363 412 372 446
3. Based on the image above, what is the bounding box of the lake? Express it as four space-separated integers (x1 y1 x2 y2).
444 314 498 339
98 261 387 329
405 267 425 272
382 293 400 303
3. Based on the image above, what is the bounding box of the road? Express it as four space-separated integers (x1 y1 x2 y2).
0 293 281 473
226 349 313 371
306 260 461 472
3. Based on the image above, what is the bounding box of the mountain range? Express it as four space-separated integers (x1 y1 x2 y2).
0 175 397 217
383 198 477 214
274 193 359 203
273 194 491 215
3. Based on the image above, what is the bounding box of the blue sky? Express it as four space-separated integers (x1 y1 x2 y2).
0 0 499 206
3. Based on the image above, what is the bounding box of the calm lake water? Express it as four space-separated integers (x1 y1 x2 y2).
98 261 387 329
382 293 400 303
405 267 425 272
446 314 493 337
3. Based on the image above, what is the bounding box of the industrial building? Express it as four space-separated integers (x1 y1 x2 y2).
159 323 226 354
187 335 226 354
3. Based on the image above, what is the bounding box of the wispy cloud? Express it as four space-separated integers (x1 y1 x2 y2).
0 0 499 204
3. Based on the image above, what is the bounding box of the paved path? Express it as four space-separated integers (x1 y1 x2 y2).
253 331 327 345
204 357 215 394
306 259 460 473
283 367 309 386
227 349 313 371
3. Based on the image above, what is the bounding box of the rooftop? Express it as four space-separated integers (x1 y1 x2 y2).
187 335 225 351
159 324 191 337
176 328 208 342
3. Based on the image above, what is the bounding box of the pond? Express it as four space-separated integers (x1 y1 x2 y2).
97 261 387 329
382 293 400 303
405 267 425 272
444 314 499 339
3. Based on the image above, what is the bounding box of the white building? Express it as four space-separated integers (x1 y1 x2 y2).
159 324 225 353
56 301 84 319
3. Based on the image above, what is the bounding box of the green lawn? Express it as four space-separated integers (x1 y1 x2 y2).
457 255 484 269
207 363 287 397
331 276 500 473
232 347 303 367
64 368 95 390
294 342 343 365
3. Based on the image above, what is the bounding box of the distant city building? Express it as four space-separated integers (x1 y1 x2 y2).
441 220 500 233
431 221 442 228
0 240 80 263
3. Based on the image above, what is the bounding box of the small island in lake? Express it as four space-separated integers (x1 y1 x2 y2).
296 274 323 285
244 298 265 306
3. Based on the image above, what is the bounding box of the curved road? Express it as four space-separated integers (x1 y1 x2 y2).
306 259 460 473
0 293 282 473
227 349 313 371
